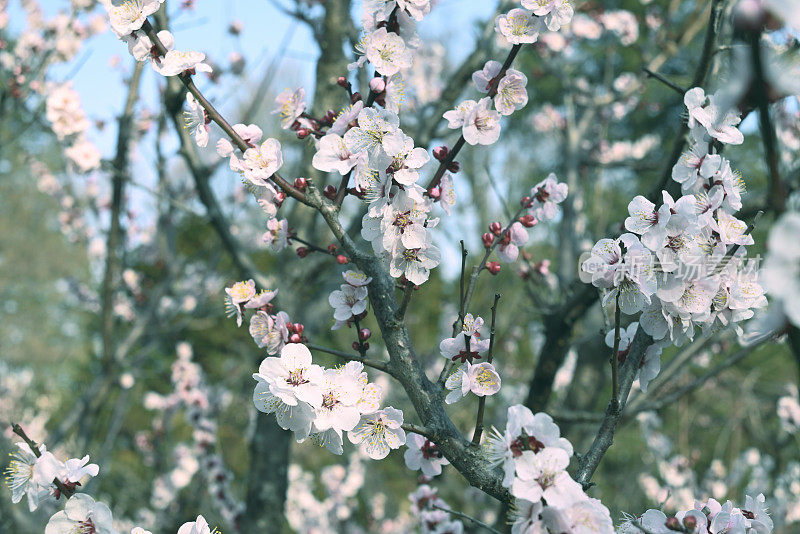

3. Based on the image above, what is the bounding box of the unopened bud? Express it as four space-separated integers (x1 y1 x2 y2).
296 247 309 258
337 76 350 89
683 515 697 530
289 333 302 343
323 185 337 200
275 192 286 207
433 145 449 161
297 128 310 139
486 261 501 275
294 324 304 335
362 342 370 350
428 187 440 199
482 232 494 248
489 222 503 235
359 328 371 341
327 244 338 253
665 517 682 531
521 196 532 207
447 160 461 173
519 214 537 227
336 254 349 264
351 92 362 104
369 77 386 93
294 177 308 191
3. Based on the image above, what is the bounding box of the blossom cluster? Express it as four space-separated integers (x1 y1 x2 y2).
619 495 773 533
253 343 406 460
440 314 502 404
143 342 244 526
581 86 767 381
328 269 373 330
485 404 615 533
408 484 464 534
5 441 98 512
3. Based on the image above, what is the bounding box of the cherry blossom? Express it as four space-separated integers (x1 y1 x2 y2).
345 107 405 157
684 87 744 145
5 443 53 511
312 133 365 175
328 283 368 322
443 361 502 404
183 93 208 148
522 0 574 31
105 0 165 37
45 493 115 534
438 173 457 215
273 87 306 129
348 407 406 460
403 433 449 477
359 27 413 77
242 138 284 186
177 515 212 534
263 218 290 252
462 97 501 146
388 239 441 285
443 100 477 129
511 448 584 507
540 497 614 533
496 8 542 45
254 343 325 409
494 69 529 116
528 174 568 221
497 221 529 262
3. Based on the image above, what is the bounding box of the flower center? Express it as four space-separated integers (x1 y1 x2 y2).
287 369 308 386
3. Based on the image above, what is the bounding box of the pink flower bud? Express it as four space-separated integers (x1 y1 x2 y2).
359 328 371 341
482 232 494 248
323 185 337 200
297 128 310 139
433 145 449 161
336 254 349 264
290 333 302 343
519 214 537 227
489 222 503 236
327 243 339 253
294 177 307 191
369 77 386 93
521 196 532 207
337 76 350 88
486 261 501 275
428 187 440 199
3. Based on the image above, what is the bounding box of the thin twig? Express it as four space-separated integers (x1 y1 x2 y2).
610 292 621 411
472 293 501 444
307 343 390 374
397 281 414 319
642 67 687 95
401 423 435 441
748 33 786 213
140 19 307 206
431 504 503 534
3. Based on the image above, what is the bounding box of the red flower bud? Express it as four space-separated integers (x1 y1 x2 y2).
665 517 682 531
433 145 449 161
521 196 532 207
327 244 338 253
362 342 370 350
296 128 310 139
428 187 440 199
337 76 350 88
489 222 503 236
359 328 371 341
486 261 501 275
296 246 309 258
519 214 537 227
323 185 337 200
482 232 494 248
336 254 349 264
294 324 304 335
447 161 461 173
352 341 361 351
294 177 308 191
683 515 697 530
